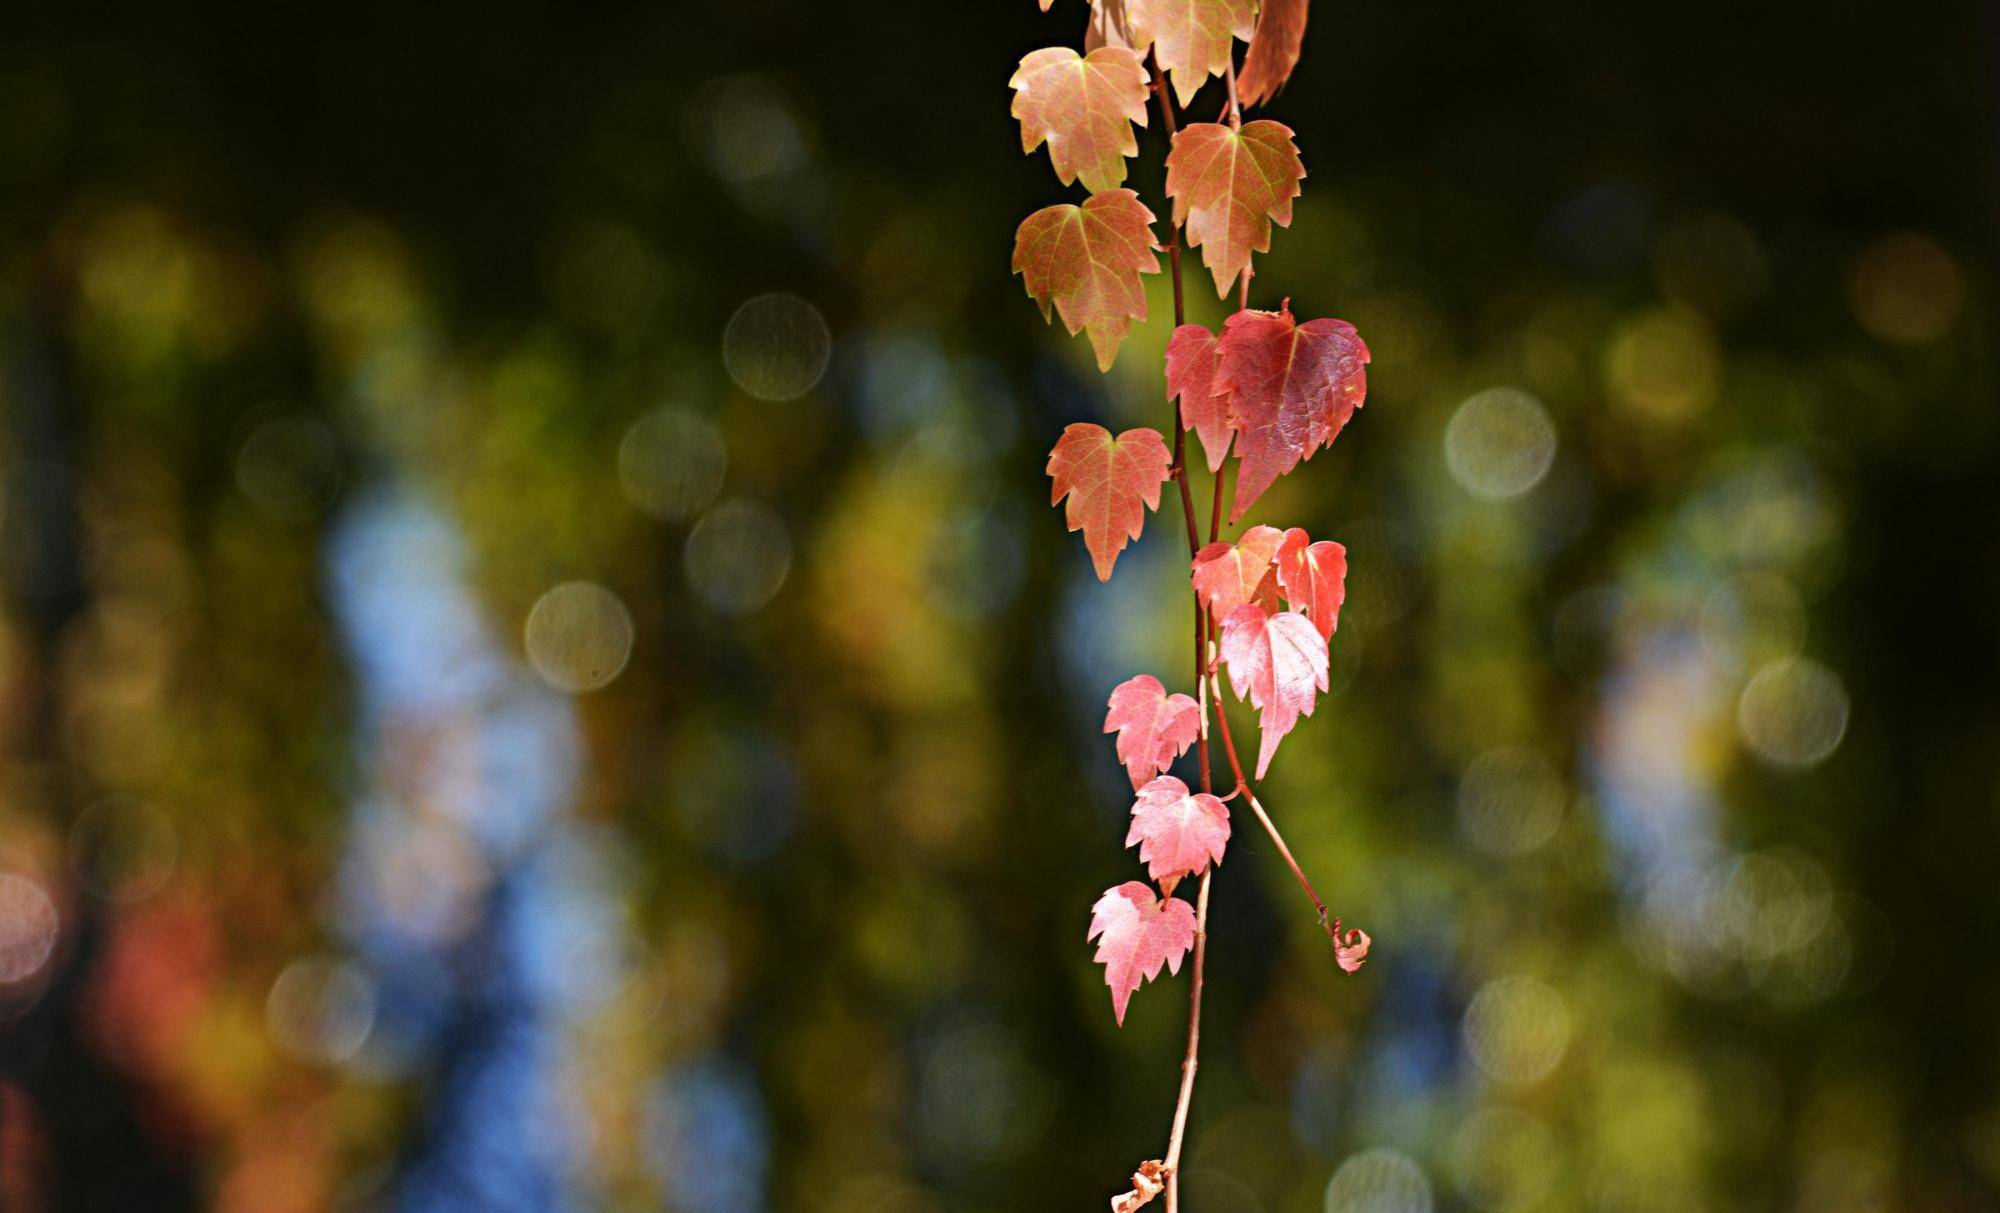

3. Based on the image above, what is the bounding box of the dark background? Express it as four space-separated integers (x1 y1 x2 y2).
2 1 1996 1210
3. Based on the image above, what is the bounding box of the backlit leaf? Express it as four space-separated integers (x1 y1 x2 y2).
1165 120 1304 299
1235 0 1308 107
1105 674 1203 790
1215 301 1369 521
1190 524 1284 618
1126 774 1230 887
1273 527 1347 642
1047 423 1173 580
1088 880 1197 1024
1166 323 1232 471
1086 0 1139 50
1012 189 1162 371
1009 46 1151 194
1128 0 1255 107
1218 603 1328 778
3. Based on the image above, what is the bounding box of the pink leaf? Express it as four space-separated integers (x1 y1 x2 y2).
1104 674 1203 790
1218 604 1328 778
1089 881 1197 1025
1166 323 1232 472
1273 528 1347 643
1190 524 1285 619
1215 302 1369 522
1125 775 1231 886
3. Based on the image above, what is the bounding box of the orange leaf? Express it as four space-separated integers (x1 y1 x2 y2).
1010 46 1151 194
1047 423 1173 580
1236 0 1309 107
1013 189 1162 371
1165 120 1304 299
1127 0 1255 107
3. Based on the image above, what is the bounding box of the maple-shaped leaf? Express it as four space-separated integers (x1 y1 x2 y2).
1165 120 1304 299
1215 302 1369 521
1218 603 1328 778
1189 524 1285 619
1013 189 1162 371
1126 775 1230 886
1104 673 1202 790
1127 0 1255 107
1235 0 1308 107
1273 528 1347 642
1088 880 1196 1024
1166 323 1232 472
1048 423 1173 580
1010 46 1151 195
1086 0 1139 51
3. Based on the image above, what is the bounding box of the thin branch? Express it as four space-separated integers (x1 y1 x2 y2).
1162 868 1210 1180
1205 658 1347 941
1150 51 1210 1213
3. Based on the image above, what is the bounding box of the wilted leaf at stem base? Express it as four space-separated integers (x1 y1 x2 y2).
1111 1159 1167 1213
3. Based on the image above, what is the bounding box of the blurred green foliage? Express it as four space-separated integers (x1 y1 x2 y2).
2 2 1997 1211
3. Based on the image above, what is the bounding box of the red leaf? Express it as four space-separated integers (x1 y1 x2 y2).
1013 189 1162 371
1273 528 1347 642
1104 674 1203 790
1189 524 1285 619
1164 120 1304 299
1127 0 1255 106
1235 0 1308 107
1215 302 1369 521
1048 423 1173 580
1218 603 1328 778
1088 880 1196 1024
1126 775 1230 885
1166 323 1232 472
1009 46 1151 194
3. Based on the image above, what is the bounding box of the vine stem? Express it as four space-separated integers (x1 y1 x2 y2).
1149 52 1209 1213
1204 659 1342 938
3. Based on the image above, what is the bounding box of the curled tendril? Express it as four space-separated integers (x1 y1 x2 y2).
1332 918 1371 973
